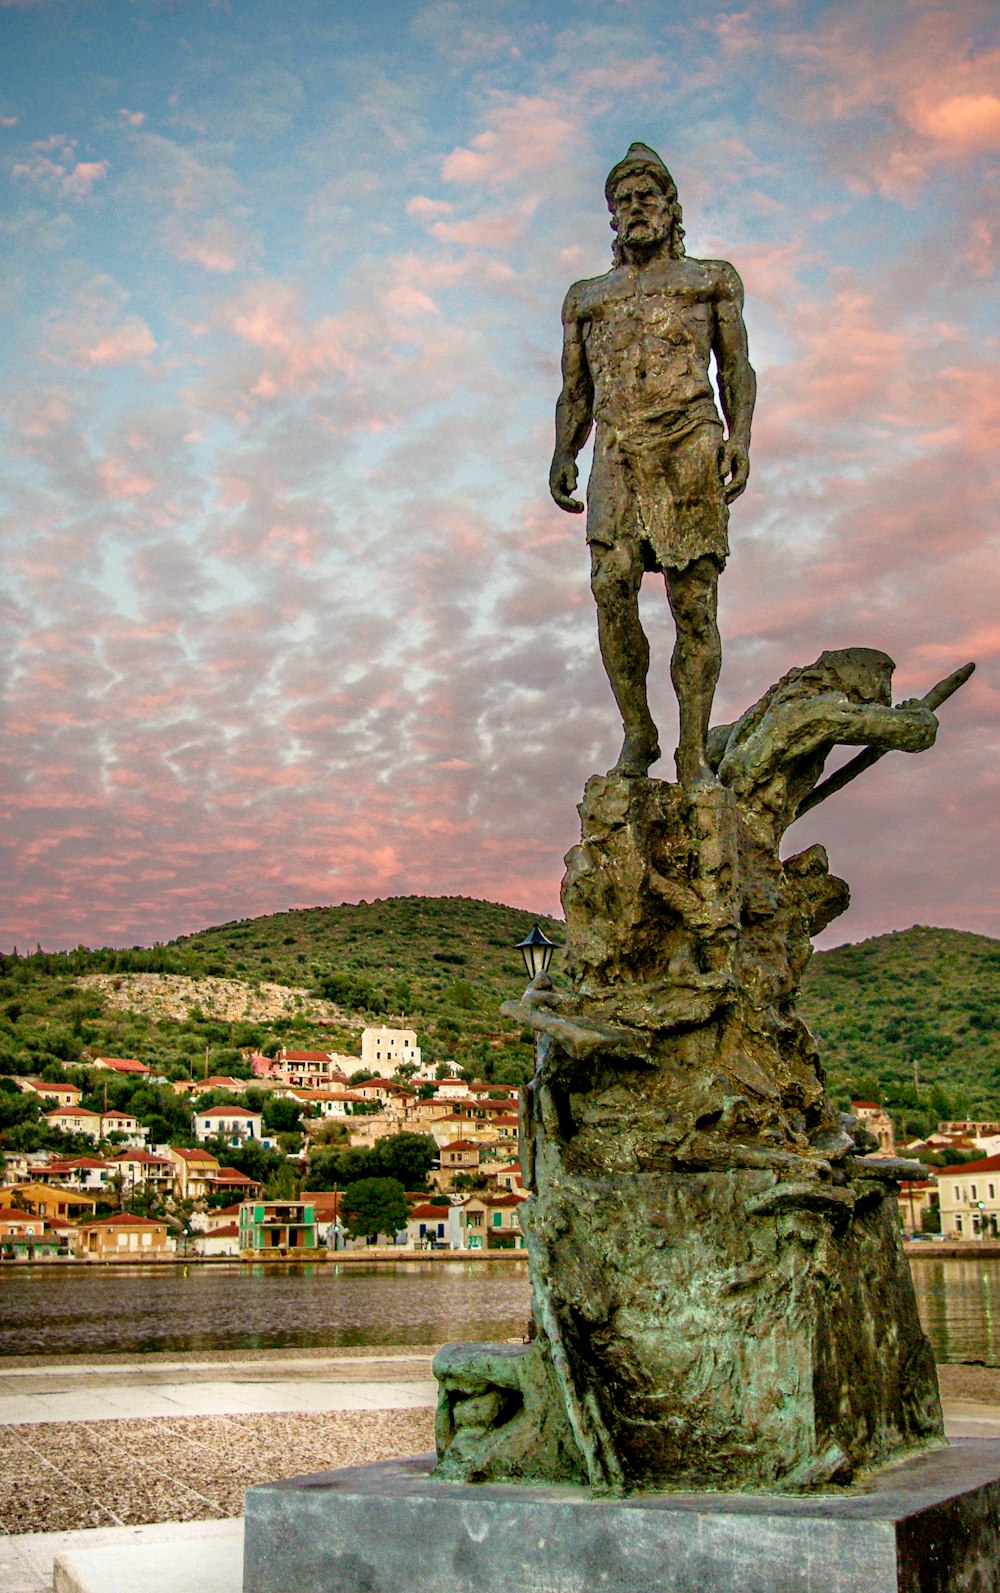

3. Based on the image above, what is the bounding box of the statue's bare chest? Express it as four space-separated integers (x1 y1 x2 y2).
580 269 716 376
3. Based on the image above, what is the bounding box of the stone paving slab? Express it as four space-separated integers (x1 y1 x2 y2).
0 1517 244 1593
0 1375 437 1424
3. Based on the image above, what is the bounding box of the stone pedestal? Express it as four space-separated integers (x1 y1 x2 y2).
243 1442 1000 1593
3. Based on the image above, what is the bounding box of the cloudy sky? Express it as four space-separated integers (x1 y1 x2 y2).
1 0 997 952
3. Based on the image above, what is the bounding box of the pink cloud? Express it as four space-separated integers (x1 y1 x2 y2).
119 108 145 128
12 142 109 200
441 95 577 188
913 93 1000 151
406 195 454 221
82 315 156 366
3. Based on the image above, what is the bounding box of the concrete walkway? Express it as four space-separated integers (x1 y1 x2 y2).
1 1359 999 1593
0 1354 437 1424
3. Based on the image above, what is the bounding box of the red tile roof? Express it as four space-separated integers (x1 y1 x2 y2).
940 1153 1000 1174
197 1105 260 1118
79 1214 166 1230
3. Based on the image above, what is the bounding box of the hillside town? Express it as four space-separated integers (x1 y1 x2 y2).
0 1026 528 1261
5 1034 1000 1261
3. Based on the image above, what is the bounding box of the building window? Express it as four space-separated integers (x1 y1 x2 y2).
956 1214 963 1234
991 1185 996 1200
954 1186 961 1200
972 1185 978 1200
493 1212 502 1228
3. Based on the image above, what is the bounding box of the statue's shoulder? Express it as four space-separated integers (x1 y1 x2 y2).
685 255 746 303
561 269 615 322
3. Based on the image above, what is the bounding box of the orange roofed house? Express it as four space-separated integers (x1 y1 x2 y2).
74 1213 175 1261
90 1057 154 1078
167 1146 221 1200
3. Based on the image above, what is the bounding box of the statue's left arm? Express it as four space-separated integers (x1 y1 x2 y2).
712 262 756 504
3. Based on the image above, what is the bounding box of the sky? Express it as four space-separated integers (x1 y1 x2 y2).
1 0 998 953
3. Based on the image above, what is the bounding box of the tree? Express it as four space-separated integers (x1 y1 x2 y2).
371 1132 437 1190
341 1177 408 1240
302 1147 344 1191
262 1096 304 1134
309 1120 349 1148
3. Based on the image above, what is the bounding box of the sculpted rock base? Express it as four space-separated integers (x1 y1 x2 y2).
434 662 950 1493
435 1167 942 1492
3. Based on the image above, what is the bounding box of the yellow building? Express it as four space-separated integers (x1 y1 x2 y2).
74 1213 175 1260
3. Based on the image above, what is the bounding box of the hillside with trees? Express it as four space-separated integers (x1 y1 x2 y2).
1 904 998 1150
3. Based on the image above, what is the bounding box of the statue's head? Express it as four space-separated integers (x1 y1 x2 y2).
605 142 685 264
809 648 895 706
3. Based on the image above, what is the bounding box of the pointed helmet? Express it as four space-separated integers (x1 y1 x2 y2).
604 142 677 210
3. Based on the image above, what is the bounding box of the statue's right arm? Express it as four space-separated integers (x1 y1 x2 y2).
549 284 594 514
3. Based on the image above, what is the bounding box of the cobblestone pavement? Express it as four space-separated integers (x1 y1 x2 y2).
0 1406 436 1534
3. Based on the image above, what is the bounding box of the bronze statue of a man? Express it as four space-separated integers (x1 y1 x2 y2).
550 142 756 786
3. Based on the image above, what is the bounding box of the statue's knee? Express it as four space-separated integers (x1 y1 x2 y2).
591 551 635 606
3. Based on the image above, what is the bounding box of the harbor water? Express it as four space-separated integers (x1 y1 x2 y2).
2 1255 1000 1364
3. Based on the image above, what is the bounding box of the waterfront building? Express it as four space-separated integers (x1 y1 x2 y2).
898 1177 938 1235
938 1155 1000 1237
407 1202 465 1249
460 1191 528 1250
193 1222 241 1257
74 1213 175 1261
0 1207 61 1260
238 1200 317 1256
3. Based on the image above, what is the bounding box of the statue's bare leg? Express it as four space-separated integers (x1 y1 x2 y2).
664 555 721 787
590 539 660 777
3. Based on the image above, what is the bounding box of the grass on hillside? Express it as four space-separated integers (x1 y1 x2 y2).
1 903 998 1136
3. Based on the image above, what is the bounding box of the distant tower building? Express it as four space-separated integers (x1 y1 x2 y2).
851 1100 895 1156
361 1026 421 1079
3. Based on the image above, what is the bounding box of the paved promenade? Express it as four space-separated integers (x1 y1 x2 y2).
1 1355 998 1593
0 1351 438 1593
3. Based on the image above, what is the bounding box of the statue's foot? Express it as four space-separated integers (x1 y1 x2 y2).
675 750 721 790
609 732 660 779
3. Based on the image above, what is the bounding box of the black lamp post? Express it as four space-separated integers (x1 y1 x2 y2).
515 925 557 982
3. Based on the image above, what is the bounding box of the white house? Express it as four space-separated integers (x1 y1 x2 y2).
360 1027 421 1078
406 1202 466 1250
938 1155 1000 1238
193 1105 264 1145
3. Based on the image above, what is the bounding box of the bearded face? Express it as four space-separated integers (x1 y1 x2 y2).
609 172 682 262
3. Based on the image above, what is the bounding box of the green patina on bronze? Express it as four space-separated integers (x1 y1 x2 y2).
433 144 972 1496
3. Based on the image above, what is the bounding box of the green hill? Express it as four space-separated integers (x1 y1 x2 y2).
801 926 1000 1134
1 904 998 1138
0 897 563 1085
